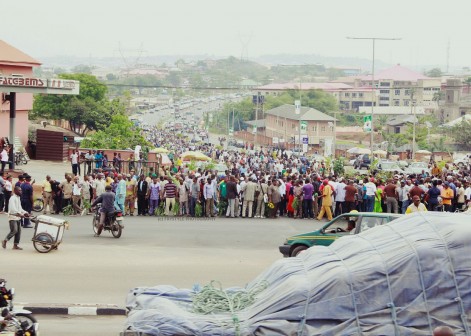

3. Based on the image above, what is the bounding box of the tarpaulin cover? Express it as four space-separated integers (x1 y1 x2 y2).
124 212 471 335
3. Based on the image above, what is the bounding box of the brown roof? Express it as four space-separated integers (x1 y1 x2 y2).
0 40 41 66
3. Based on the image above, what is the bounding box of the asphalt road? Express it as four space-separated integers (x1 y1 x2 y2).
35 315 125 336
1 214 322 307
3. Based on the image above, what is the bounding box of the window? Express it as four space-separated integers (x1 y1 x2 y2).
344 92 350 97
359 93 364 98
405 89 411 96
312 126 317 132
404 100 410 106
379 96 389 101
394 100 400 106
395 126 401 134
352 93 357 98
395 89 400 95
321 126 326 132
359 217 386 232
380 90 390 94
380 82 390 87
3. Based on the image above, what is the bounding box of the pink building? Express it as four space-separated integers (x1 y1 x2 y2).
0 40 41 146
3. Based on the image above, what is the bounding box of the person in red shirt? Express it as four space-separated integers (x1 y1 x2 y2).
408 181 424 201
383 179 399 213
344 180 357 213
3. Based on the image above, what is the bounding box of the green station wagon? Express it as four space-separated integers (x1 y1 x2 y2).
279 212 402 257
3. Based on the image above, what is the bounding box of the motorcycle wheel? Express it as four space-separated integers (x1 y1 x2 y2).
16 312 37 331
111 221 122 238
92 214 99 234
33 198 44 212
33 232 54 253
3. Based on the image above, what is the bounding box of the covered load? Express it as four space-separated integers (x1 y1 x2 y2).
124 212 471 335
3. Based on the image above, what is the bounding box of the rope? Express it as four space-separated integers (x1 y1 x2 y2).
192 280 269 335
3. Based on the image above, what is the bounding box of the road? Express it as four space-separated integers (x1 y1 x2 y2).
1 214 322 307
1 213 324 334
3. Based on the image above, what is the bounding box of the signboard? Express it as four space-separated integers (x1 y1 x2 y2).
295 100 301 115
252 126 257 135
302 136 309 153
300 120 307 134
324 138 333 157
229 128 234 136
279 138 285 143
0 76 80 95
363 115 372 132
273 137 279 144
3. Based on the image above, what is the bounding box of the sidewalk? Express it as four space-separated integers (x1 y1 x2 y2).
17 303 126 316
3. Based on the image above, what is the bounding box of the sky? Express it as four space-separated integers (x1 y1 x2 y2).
3 0 470 70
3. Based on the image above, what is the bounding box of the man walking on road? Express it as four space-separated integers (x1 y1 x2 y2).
163 177 177 216
20 174 33 228
383 179 399 213
41 175 54 214
317 180 333 221
3 186 29 250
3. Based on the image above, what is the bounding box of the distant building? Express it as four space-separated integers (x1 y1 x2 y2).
264 104 336 147
0 40 41 146
438 78 471 123
386 115 418 134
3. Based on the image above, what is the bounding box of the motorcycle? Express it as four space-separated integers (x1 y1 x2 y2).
92 204 124 238
0 285 38 336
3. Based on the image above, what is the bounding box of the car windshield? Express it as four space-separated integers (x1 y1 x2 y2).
381 162 400 170
359 216 387 232
411 162 426 168
324 215 358 233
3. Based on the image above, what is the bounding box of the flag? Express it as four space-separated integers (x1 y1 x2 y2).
363 115 372 132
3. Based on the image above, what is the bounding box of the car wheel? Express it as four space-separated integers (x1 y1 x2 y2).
291 245 308 257
458 162 464 168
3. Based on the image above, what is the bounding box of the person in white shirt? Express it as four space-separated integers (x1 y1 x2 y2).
365 178 377 212
334 179 346 216
70 150 80 176
3 186 28 250
0 146 10 175
203 178 214 217
93 174 106 199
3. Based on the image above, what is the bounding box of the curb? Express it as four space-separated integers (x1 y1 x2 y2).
17 303 126 316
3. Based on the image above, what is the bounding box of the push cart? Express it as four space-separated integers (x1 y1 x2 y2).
31 215 69 253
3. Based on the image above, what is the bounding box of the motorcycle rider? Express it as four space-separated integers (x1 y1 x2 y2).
91 185 115 237
0 279 11 308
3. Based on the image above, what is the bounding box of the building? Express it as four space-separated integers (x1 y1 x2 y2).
386 115 418 134
0 40 41 146
356 64 441 108
264 104 336 148
438 78 471 123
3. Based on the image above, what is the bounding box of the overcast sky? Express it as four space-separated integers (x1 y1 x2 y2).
3 0 470 69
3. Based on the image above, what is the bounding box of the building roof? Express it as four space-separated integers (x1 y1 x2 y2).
256 82 352 91
265 104 336 121
245 120 266 128
0 40 41 66
386 115 418 126
443 114 471 127
358 106 425 115
359 64 430 82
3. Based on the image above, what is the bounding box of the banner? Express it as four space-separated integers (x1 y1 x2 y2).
363 115 372 132
295 100 301 115
300 121 307 134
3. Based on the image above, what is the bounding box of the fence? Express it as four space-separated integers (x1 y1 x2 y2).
79 160 164 177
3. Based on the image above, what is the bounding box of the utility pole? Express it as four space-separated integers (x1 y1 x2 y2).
411 89 416 160
346 37 401 155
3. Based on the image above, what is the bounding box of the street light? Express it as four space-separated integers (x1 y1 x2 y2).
346 37 401 155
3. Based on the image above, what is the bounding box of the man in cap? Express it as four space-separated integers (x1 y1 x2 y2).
317 179 333 221
3 186 29 250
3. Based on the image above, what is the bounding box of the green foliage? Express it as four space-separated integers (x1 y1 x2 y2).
332 158 345 176
369 157 380 174
83 199 91 210
32 73 120 136
195 202 203 217
425 68 443 77
62 205 74 216
154 202 165 216
173 201 180 215
81 114 150 149
217 200 228 216
449 120 471 149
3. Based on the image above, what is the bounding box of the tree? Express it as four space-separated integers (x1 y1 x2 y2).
449 120 471 149
81 114 149 149
72 64 94 74
426 68 443 77
32 73 120 135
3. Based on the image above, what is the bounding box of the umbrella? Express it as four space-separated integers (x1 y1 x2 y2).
373 149 387 156
151 147 169 154
181 151 211 161
347 147 360 154
347 147 371 155
416 149 431 154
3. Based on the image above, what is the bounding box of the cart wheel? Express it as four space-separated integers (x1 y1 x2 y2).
33 198 44 212
92 214 99 234
111 221 122 238
33 233 54 253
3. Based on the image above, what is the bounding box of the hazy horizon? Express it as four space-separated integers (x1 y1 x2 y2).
4 0 470 70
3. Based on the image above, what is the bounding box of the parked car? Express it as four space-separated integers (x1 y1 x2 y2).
405 162 430 175
353 154 371 170
377 161 405 174
397 160 409 169
279 212 402 257
454 154 471 168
